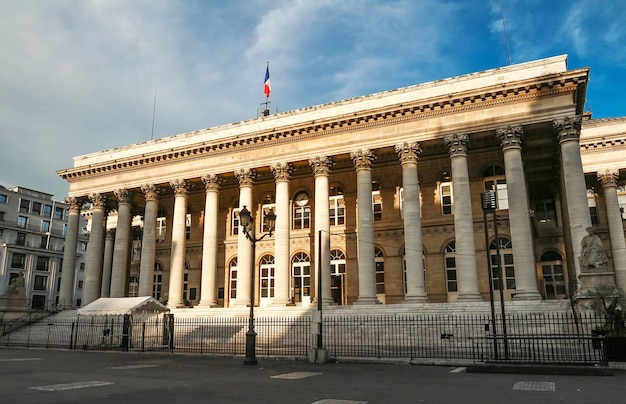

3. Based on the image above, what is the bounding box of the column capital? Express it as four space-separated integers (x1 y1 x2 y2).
170 179 189 196
395 141 421 164
202 174 223 191
553 115 582 143
496 125 524 151
235 168 256 187
113 188 133 204
598 169 620 187
443 134 470 157
65 197 82 213
88 193 106 209
270 162 293 181
350 149 375 170
141 184 160 201
309 156 334 176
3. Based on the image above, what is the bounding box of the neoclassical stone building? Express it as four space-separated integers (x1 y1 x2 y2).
57 55 626 309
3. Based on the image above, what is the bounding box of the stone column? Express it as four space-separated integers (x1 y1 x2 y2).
496 126 541 300
138 184 159 297
234 169 256 307
395 142 427 302
198 175 221 307
309 156 334 305
554 116 591 277
100 229 115 297
443 134 482 301
109 189 132 298
167 179 189 308
58 197 81 308
598 169 626 288
270 163 293 306
83 193 106 306
351 149 380 305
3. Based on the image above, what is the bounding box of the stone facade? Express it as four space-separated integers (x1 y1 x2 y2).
57 55 626 309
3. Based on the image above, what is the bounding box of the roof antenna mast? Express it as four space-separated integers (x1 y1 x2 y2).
500 0 512 65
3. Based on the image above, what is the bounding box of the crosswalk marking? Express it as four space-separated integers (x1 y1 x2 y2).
30 381 114 391
107 364 160 369
311 400 367 404
0 358 43 362
450 367 466 373
271 371 322 380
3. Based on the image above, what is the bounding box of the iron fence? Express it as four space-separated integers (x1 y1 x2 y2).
0 311 613 364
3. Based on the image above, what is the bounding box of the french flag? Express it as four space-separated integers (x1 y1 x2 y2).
264 64 271 98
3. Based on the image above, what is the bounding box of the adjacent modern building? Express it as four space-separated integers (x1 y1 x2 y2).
56 55 626 310
0 185 89 309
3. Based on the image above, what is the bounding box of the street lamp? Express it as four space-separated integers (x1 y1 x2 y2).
238 205 276 365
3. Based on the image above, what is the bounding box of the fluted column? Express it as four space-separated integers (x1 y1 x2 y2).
598 169 626 288
100 229 115 297
167 179 189 308
351 149 380 304
554 116 591 277
496 126 541 300
396 142 427 302
109 189 132 298
83 193 106 306
199 175 221 307
309 156 334 305
235 169 256 306
270 163 293 306
443 134 482 301
58 197 81 308
138 184 159 297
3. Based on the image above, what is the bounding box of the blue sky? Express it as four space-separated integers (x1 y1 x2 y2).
1 0 624 199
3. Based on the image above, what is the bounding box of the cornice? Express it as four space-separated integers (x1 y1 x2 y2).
58 73 586 182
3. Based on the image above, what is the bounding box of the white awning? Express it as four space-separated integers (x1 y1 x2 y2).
77 297 169 316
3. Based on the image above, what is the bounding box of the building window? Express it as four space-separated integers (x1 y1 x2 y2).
617 185 626 221
153 262 163 301
156 216 167 242
372 181 382 221
0 194 7 204
80 262 85 271
185 213 191 240
183 262 189 302
483 165 508 210
330 249 346 305
54 207 65 220
63 224 68 236
444 242 458 293
260 254 275 298
78 281 83 289
541 251 565 299
375 247 385 294
231 207 240 236
43 204 52 218
329 186 345 226
17 216 28 229
293 192 311 230
587 188 598 225
34 275 47 290
490 237 515 291
291 252 311 302
0 211 4 221
16 232 26 246
261 198 276 233
36 256 49 271
32 201 42 215
129 276 139 297
41 220 51 233
229 257 238 300
11 253 26 269
533 188 558 226
19 199 30 213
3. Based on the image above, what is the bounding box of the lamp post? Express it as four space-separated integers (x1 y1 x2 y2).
238 205 276 366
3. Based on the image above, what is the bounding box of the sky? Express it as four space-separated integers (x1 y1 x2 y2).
1 0 625 200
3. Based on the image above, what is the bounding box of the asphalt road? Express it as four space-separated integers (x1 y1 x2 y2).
0 348 623 404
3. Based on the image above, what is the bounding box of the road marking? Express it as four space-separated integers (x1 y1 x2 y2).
271 371 322 380
30 381 114 391
0 358 43 362
311 400 367 404
450 367 466 373
107 364 160 369
512 381 555 391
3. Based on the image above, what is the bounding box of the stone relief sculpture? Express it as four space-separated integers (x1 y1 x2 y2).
580 227 609 271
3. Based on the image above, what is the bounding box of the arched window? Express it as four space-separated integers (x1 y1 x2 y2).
128 275 139 297
229 257 238 301
490 237 515 291
153 262 163 301
330 249 346 305
375 247 385 294
329 186 345 226
483 164 508 210
541 251 565 299
260 254 275 298
291 252 311 303
444 242 457 293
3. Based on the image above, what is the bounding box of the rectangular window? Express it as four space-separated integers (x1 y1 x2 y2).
185 213 191 240
0 211 4 221
31 201 42 215
80 262 85 271
16 232 26 246
157 217 167 241
78 281 83 289
54 206 64 220
36 256 50 271
43 204 53 218
484 179 508 210
0 194 7 204
440 183 453 215
19 199 30 213
41 220 51 233
261 204 276 232
446 257 458 292
293 206 311 229
17 215 27 229
230 208 239 236
40 235 48 249
587 190 599 225
617 186 626 221
11 253 26 269
329 196 345 226
372 191 383 222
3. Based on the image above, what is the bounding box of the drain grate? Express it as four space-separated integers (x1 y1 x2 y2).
512 381 555 391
